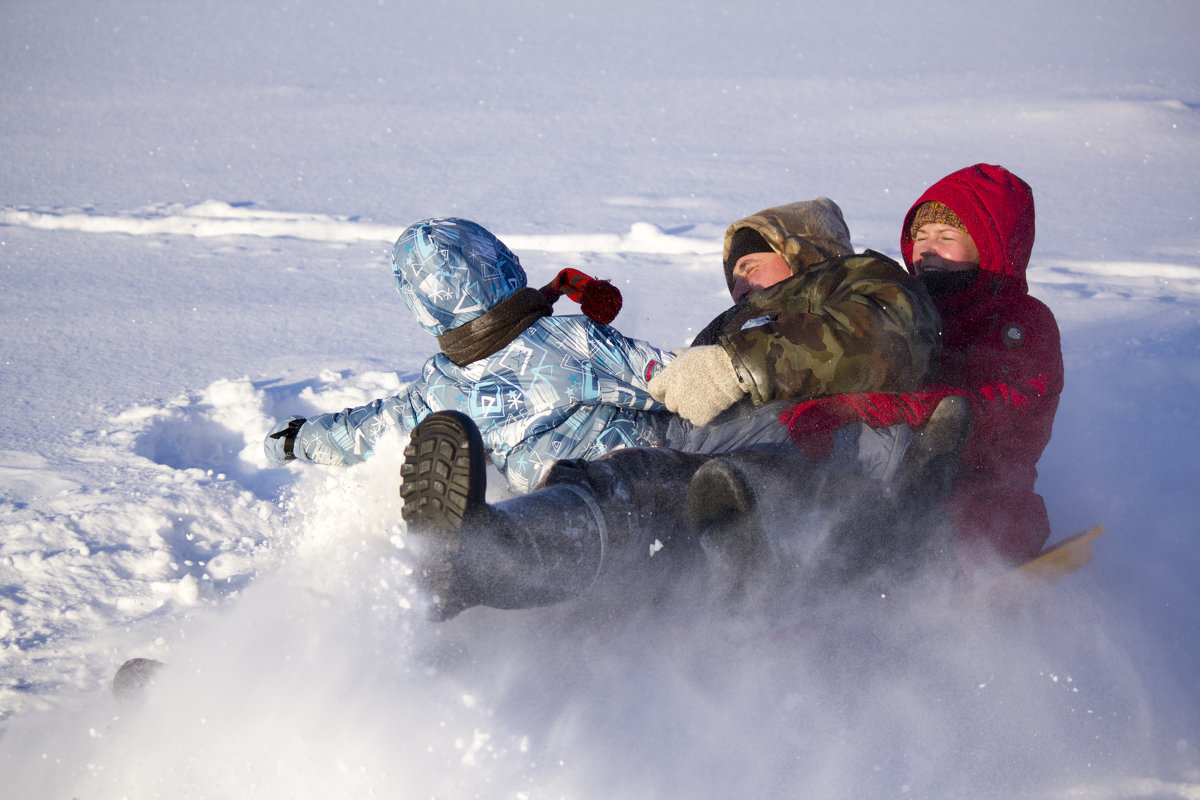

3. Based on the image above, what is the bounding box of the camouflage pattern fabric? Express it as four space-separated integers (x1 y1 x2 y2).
718 252 941 404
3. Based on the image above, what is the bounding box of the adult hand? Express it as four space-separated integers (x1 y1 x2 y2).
648 345 746 426
264 416 306 465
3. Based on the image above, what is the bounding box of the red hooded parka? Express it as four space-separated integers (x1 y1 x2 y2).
900 163 1064 563
781 164 1063 564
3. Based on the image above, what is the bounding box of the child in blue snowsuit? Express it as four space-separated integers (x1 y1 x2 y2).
264 218 675 494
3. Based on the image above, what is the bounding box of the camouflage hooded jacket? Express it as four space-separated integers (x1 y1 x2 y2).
701 200 941 404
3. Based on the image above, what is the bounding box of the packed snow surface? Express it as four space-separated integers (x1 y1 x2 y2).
2 1 1198 797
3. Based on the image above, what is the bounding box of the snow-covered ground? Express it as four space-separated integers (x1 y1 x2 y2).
2 1 1198 797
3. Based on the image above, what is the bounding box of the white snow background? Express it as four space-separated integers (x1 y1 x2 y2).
2 1 1199 797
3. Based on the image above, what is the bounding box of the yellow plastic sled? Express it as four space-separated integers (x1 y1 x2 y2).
1017 523 1106 583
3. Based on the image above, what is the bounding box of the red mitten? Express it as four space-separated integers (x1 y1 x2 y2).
780 387 964 461
838 389 960 428
779 399 862 461
539 268 623 325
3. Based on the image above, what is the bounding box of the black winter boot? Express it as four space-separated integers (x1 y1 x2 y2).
112 657 165 702
893 394 972 501
831 394 971 583
401 411 610 620
687 458 770 603
400 411 487 620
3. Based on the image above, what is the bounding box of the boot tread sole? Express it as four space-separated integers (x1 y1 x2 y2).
399 411 486 621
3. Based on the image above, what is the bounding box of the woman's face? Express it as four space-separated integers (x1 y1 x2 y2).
911 223 980 273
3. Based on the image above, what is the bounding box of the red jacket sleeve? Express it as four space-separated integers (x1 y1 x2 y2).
945 294 1063 490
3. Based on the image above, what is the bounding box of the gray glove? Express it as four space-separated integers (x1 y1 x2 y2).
649 345 747 426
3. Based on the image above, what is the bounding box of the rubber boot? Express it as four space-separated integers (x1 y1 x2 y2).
489 447 714 608
687 458 770 604
891 393 972 573
112 657 165 702
401 411 612 620
893 394 972 501
829 395 972 585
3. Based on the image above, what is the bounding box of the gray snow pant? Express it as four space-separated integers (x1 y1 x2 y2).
449 404 929 613
450 441 831 612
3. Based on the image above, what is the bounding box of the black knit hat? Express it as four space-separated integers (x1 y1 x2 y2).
725 227 775 275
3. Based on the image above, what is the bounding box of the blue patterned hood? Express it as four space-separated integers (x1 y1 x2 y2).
391 218 527 336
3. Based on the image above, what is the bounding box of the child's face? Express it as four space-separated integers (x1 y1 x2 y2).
911 223 980 274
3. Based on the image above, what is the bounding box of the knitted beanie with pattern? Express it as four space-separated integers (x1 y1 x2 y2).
908 201 968 238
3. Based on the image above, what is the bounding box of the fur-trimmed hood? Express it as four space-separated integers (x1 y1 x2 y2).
721 197 854 295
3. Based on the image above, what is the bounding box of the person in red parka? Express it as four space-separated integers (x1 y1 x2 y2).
900 163 1064 563
780 164 1063 566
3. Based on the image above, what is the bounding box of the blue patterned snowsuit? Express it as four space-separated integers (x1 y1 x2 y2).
286 218 675 493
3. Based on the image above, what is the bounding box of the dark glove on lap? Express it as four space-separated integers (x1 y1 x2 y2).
265 416 306 466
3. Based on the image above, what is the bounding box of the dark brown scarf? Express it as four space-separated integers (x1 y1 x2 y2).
436 288 553 367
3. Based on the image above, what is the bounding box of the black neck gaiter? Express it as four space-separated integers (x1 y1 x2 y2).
919 267 980 301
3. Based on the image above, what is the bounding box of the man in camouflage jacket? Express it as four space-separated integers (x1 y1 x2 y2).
657 198 940 457
400 199 943 621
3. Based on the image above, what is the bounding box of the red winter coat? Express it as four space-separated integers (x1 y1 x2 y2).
783 164 1063 563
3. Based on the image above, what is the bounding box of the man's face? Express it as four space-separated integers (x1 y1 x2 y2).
911 223 980 273
731 252 792 302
